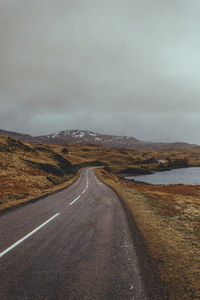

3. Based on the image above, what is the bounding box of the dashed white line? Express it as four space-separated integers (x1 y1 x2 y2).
1 171 89 257
86 175 88 188
69 171 89 206
69 194 81 206
0 213 60 258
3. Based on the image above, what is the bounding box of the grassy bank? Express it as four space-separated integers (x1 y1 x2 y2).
0 135 80 212
95 168 200 299
1 132 200 297
2 134 200 213
0 171 80 213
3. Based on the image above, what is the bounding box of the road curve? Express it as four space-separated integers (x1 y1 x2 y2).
0 168 155 299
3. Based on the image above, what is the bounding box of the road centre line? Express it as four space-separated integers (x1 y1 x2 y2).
0 171 89 257
69 188 87 206
0 213 60 258
69 171 88 206
86 171 89 188
69 195 81 206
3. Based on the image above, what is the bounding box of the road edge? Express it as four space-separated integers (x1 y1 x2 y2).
0 169 82 216
95 169 167 300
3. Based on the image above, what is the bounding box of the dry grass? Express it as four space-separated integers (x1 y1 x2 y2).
1 133 200 212
0 172 80 212
1 133 200 298
95 168 200 300
64 142 200 173
0 135 79 211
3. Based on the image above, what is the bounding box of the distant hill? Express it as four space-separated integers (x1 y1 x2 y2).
1 133 200 211
0 129 198 150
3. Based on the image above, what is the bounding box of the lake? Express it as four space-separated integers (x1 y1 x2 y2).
126 167 200 185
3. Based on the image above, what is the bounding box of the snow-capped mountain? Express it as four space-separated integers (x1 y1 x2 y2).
0 129 196 150
35 129 141 146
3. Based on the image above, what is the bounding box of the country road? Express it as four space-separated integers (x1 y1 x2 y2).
0 168 159 300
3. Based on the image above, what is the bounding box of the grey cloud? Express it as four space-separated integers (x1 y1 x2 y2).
0 0 200 143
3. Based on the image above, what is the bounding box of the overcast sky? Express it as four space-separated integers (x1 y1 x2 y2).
0 0 200 143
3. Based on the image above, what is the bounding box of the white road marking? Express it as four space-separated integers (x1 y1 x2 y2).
69 171 89 206
69 194 81 206
0 213 60 258
82 188 87 194
129 284 134 290
86 172 88 188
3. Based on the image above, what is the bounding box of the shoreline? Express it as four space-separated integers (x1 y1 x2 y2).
95 168 200 299
122 166 200 186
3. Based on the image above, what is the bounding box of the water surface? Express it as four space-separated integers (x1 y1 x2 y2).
126 167 200 185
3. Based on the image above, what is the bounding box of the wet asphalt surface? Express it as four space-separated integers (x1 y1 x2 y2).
0 168 158 299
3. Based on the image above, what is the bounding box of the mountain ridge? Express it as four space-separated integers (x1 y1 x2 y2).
0 128 198 150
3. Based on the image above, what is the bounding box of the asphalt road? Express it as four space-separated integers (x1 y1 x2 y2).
0 168 156 300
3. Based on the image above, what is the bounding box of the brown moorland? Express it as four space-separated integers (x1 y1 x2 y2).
1 134 200 299
95 168 200 300
0 135 78 211
1 133 200 211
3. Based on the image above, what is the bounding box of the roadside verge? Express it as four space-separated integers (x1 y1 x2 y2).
0 169 81 215
95 168 166 300
95 168 200 300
